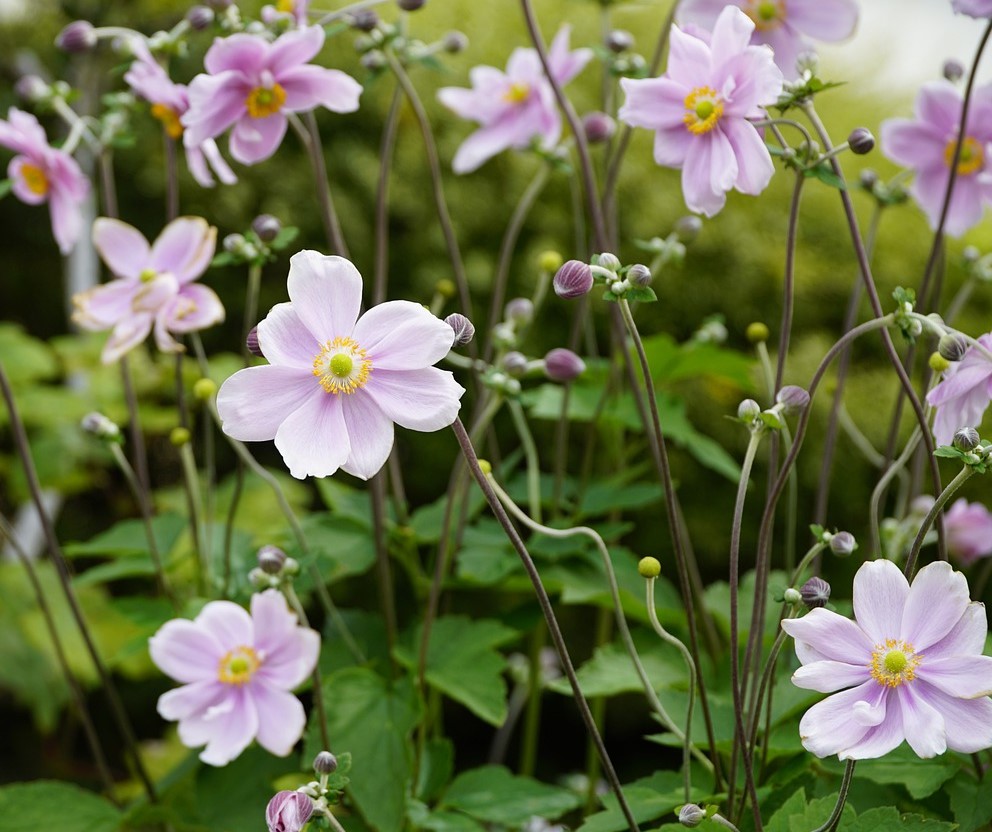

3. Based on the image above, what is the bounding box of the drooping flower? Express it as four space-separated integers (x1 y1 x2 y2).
944 499 992 565
783 559 992 759
216 252 465 480
183 26 362 165
437 26 592 174
881 80 992 237
953 0 992 17
0 108 89 254
124 41 236 187
266 791 315 832
926 333 992 447
150 590 319 766
72 216 224 364
618 6 784 217
676 0 858 79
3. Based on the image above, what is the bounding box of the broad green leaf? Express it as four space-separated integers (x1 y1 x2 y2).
575 770 687 832
703 569 789 644
73 556 158 587
64 515 186 559
853 751 959 799
0 781 122 832
0 324 60 384
849 807 955 832
784 794 855 832
290 513 377 583
416 738 454 802
195 745 298 832
441 765 582 825
407 801 485 832
765 786 808 832
947 777 992 832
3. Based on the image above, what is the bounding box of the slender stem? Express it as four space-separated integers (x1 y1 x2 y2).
905 466 975 578
518 620 547 777
871 427 923 557
508 399 543 524
746 613 794 753
774 172 805 393
179 441 207 593
313 0 388 25
164 133 179 221
243 264 262 361
373 85 402 305
222 461 245 598
811 760 856 832
451 417 641 832
118 356 151 495
294 112 349 258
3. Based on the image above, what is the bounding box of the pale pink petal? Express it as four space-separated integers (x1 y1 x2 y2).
916 81 964 133
265 25 325 76
102 314 154 364
941 174 986 238
709 5 755 59
756 25 806 81
256 628 320 690
799 681 887 757
682 133 732 217
204 34 267 75
795 639 830 664
196 600 254 651
722 118 774 195
153 311 184 354
340 392 394 480
674 0 727 28
48 184 85 255
880 120 947 169
158 680 227 721
72 280 140 331
618 77 689 131
666 24 713 89
274 390 350 479
279 65 362 113
506 46 544 86
92 218 151 279
150 217 216 282
927 602 988 657
438 66 511 124
257 302 321 369
251 590 302 656
185 145 216 188
364 367 465 432
791 660 871 693
287 251 363 341
918 684 992 753
788 0 859 41
183 72 252 147
353 301 455 370
229 113 288 165
0 108 47 155
782 607 873 664
853 559 909 644
838 691 905 760
927 356 992 407
654 126 693 168
898 683 947 757
916 655 992 699
250 681 307 756
198 139 238 186
166 284 226 333
217 365 320 442
546 25 592 86
185 687 259 765
452 117 530 174
716 49 783 116
902 561 972 651
149 619 225 683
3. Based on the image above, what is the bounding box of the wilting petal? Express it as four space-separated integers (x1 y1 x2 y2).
217 365 319 442
902 561 972 651
838 690 905 760
792 660 871 693
250 681 307 756
353 301 455 370
918 683 992 753
799 681 887 757
274 390 350 479
93 218 151 279
364 366 465 432
150 217 216 282
340 392 394 480
782 607 873 665
149 619 225 683
853 559 909 644
72 280 140 331
916 655 992 699
898 683 947 757
196 600 254 652
257 302 321 369
158 680 227 721
280 65 362 113
229 113 288 165
166 284 225 333
287 251 363 341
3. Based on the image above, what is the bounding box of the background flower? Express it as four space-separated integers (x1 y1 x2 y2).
944 499 992 565
952 0 992 17
926 333 992 446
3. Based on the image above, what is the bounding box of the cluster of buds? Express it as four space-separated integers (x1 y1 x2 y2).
811 524 858 558
353 7 458 72
782 576 832 610
80 412 123 443
249 545 301 589
603 29 647 78
934 427 992 472
857 168 909 208
735 385 810 433
552 253 655 304
266 752 344 832
216 214 296 268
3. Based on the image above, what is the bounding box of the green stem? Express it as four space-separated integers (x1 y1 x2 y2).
905 466 976 578
508 399 542 524
178 441 208 594
811 761 856 832
870 427 922 557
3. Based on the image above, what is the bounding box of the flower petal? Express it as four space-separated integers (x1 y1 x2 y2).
149 619 224 683
251 589 302 657
364 366 465 432
183 72 252 147
721 118 774 195
353 301 455 370
917 682 992 753
340 392 394 480
229 113 288 165
204 33 266 75
102 314 154 365
838 690 905 760
799 680 887 758
265 25 325 76
916 655 992 699
782 607 873 664
853 559 910 644
196 600 254 652
788 0 859 42
150 217 216 283
287 251 363 341
217 366 320 442
618 77 689 132
165 284 226 333
93 218 150 280
183 686 259 766
273 389 350 479
256 627 320 690
158 679 227 721
898 683 947 758
257 302 321 369
72 280 140 331
791 660 871 693
927 602 988 657
901 561 972 651
279 65 362 114
250 680 306 756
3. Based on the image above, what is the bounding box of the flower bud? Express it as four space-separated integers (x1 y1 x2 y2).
678 804 706 828
56 20 97 52
847 127 875 155
15 75 48 103
266 791 314 832
477 458 493 476
505 297 534 326
81 412 121 441
544 348 585 382
193 378 217 401
943 59 965 83
638 557 661 579
795 50 819 76
859 168 879 189
776 385 810 412
361 51 386 71
783 587 802 605
502 351 529 377
445 313 475 347
829 531 857 557
313 751 338 774
964 245 981 263
929 352 951 373
627 263 652 286
553 260 593 299
583 111 616 144
170 427 191 447
186 5 215 30
246 326 264 358
595 252 621 272
351 9 380 31
435 278 456 299
746 322 769 343
442 30 468 53
606 29 634 53
674 215 703 243
397 0 426 9
252 213 281 243
258 544 287 574
954 426 981 451
800 576 831 609
223 232 247 254
938 333 969 362
538 250 563 273
737 399 761 423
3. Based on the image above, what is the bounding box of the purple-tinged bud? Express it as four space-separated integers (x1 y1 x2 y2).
505 297 534 326
397 0 426 9
583 111 616 144
252 214 281 243
443 30 468 53
606 29 634 53
15 75 48 103
544 348 585 382
445 313 475 347
224 232 246 253
81 412 121 441
266 791 314 832
553 260 594 299
246 326 264 358
674 215 703 243
859 169 879 189
737 399 761 423
56 20 97 53
313 751 338 774
938 333 969 362
186 5 215 30
351 9 380 30
800 576 831 609
258 545 287 575
776 385 810 412
628 263 652 286
943 59 965 83
678 804 706 828
595 252 621 272
502 351 529 377
848 127 875 155
829 531 857 557
954 426 981 451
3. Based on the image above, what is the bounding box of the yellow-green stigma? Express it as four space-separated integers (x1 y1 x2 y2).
869 639 921 688
946 136 984 176
745 0 785 29
217 645 261 685
503 81 531 104
683 87 724 135
276 0 295 11
139 268 158 283
313 336 373 394
246 83 286 119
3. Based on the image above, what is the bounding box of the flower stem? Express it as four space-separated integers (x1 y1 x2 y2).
291 112 349 258
870 427 922 557
811 760 856 832
178 440 208 594
507 399 542 524
243 263 262 362
905 465 976 578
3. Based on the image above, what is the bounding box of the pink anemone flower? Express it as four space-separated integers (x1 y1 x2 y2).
618 6 784 217
216 251 465 480
437 26 592 174
953 0 992 17
262 0 310 27
0 108 89 254
182 25 362 165
124 41 236 187
944 499 992 565
677 0 858 79
881 80 992 237
926 333 992 447
72 216 224 364
150 590 320 766
783 559 992 759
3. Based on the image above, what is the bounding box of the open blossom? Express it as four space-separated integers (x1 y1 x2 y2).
953 0 992 17
72 217 224 364
944 499 992 565
619 6 784 217
0 108 89 254
783 559 992 759
677 0 858 79
438 26 592 174
150 590 319 766
881 81 992 237
183 26 361 165
124 41 236 187
926 333 992 447
217 252 465 480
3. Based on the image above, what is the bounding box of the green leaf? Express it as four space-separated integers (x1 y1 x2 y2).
765 787 808 832
64 514 186 559
73 556 158 587
290 513 377 583
783 794 856 832
393 616 518 726
575 770 687 832
195 746 298 832
0 324 60 384
441 765 582 825
849 807 955 832
854 751 959 799
625 286 658 303
0 179 12 200
947 777 992 832
804 163 847 190
416 738 454 802
0 781 122 832
407 801 485 832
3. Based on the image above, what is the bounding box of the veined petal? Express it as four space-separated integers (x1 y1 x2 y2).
279 65 361 114
340 392 394 480
217 365 319 442
257 302 321 369
250 681 307 756
149 618 224 683
183 72 251 147
93 218 150 279
150 217 216 282
917 682 992 753
916 655 992 699
838 691 905 760
353 301 455 370
792 660 871 693
256 627 320 691
799 681 887 758
274 390 350 479
364 366 465 432
184 686 258 766
229 113 287 165
782 607 873 665
722 118 774 195
618 77 690 131
195 600 254 652
853 559 909 644
927 603 988 657
898 683 947 758
265 25 325 76
287 251 363 341
158 679 227 721
902 561 972 651
204 33 266 76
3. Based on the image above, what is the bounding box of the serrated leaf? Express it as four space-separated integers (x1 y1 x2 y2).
765 786 807 832
0 781 122 832
64 514 186 559
441 766 582 825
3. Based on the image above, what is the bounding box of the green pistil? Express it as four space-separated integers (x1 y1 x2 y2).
883 650 908 675
330 353 354 378
695 100 715 121
139 268 157 283
758 1 777 20
228 656 250 674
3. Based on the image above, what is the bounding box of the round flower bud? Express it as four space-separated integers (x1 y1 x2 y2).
674 215 703 243
627 264 652 286
929 352 951 373
737 399 761 423
776 385 810 413
186 5 215 30
938 333 969 362
795 50 819 75
829 531 857 557
553 260 594 299
435 278 456 299
859 169 879 189
170 427 191 447
943 59 965 83
954 426 981 451
538 250 563 273
606 29 634 53
81 412 121 441
397 0 426 9
313 751 338 774
15 75 48 103
502 351 529 377
746 322 770 343
847 127 875 156
442 31 468 53
783 587 802 605
266 791 314 832
246 326 264 358
595 252 621 272
252 213 281 243
257 544 287 574
544 348 586 382
193 378 217 401
800 576 831 609
56 20 97 52
678 804 706 828
361 51 386 71
477 458 492 476
583 111 616 144
445 313 475 347
223 232 246 254
638 557 661 579
351 9 380 31
505 297 534 326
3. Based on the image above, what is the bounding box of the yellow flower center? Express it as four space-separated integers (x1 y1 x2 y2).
151 103 184 139
869 639 921 688
246 83 287 119
503 82 531 104
744 0 785 29
217 645 261 685
20 162 49 197
945 136 984 176
683 87 724 135
277 0 295 11
313 336 373 394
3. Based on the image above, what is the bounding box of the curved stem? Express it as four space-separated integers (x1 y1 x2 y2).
284 585 331 752
905 466 975 578
293 112 349 258
811 760 856 832
508 398 543 524
870 427 923 557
